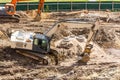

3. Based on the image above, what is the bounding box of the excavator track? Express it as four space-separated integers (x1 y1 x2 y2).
14 49 59 65
3 46 59 65
0 16 20 23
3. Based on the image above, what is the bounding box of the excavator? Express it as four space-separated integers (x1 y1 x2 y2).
1 19 99 65
0 0 44 23
0 0 29 23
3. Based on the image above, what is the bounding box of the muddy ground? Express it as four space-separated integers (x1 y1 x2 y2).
0 11 120 80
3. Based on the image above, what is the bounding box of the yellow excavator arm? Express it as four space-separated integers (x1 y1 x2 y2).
79 19 100 63
44 19 100 64
44 19 98 39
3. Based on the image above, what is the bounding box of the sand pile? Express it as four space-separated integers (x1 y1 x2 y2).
17 11 29 18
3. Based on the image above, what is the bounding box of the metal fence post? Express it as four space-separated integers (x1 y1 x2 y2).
85 2 87 10
43 3 44 12
99 0 101 11
112 1 114 11
57 0 59 12
27 2 29 11
71 0 73 11
14 1 120 12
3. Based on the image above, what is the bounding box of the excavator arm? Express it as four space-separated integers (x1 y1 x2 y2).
37 0 45 16
34 0 45 21
44 23 60 38
86 20 100 46
44 19 95 40
43 19 100 64
79 19 100 63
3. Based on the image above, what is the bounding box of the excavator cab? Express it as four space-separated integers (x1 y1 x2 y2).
0 0 20 23
33 34 50 53
5 4 15 15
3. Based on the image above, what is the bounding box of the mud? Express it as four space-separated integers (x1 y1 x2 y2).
0 11 120 80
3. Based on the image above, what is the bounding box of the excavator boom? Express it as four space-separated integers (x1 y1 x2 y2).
86 20 100 45
37 0 45 15
10 0 17 5
44 23 60 38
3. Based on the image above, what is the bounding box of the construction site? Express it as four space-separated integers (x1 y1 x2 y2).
0 0 120 80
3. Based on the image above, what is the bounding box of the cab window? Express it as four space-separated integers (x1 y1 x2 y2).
6 6 14 13
34 38 47 51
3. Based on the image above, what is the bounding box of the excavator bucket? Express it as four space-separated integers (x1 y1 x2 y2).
34 14 41 21
79 55 90 63
78 19 100 64
78 44 92 64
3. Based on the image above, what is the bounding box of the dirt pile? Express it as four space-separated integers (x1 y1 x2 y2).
54 35 86 61
17 11 29 18
94 25 120 48
79 11 120 23
49 11 81 20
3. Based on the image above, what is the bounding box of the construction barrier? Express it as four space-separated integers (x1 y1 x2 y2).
0 1 120 11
